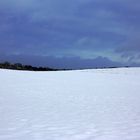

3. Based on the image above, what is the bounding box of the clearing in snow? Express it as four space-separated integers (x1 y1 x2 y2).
0 68 140 140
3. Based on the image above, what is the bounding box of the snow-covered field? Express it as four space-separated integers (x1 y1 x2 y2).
0 68 140 140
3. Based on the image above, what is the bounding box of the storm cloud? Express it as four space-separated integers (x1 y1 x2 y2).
0 0 140 68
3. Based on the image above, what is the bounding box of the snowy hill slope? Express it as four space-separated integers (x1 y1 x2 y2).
0 68 140 140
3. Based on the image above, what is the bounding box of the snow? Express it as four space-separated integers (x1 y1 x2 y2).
0 68 140 140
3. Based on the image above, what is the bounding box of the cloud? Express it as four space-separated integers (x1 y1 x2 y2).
0 0 140 66
115 35 140 63
0 53 122 69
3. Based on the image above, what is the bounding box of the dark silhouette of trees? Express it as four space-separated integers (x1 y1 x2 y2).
0 62 57 71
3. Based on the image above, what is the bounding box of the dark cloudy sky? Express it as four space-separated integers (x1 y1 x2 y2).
0 0 140 69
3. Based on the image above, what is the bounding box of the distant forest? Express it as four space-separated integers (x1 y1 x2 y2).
0 62 58 71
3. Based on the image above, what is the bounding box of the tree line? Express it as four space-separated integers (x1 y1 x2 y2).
0 62 58 71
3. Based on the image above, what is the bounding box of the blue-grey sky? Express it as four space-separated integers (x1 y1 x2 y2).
0 0 140 68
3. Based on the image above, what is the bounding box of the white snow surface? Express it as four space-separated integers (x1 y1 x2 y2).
0 68 140 140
